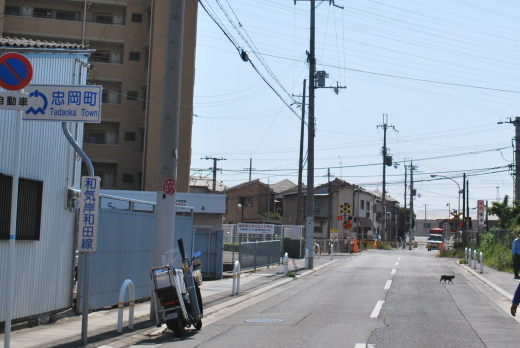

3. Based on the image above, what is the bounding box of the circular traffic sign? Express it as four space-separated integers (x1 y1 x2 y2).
162 178 176 195
0 53 33 91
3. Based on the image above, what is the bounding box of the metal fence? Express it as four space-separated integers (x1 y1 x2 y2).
239 240 281 271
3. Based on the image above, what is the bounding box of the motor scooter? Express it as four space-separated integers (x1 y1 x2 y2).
150 238 203 337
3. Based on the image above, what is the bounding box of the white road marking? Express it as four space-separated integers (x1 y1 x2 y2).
354 345 376 348
395 261 399 266
397 257 401 260
391 268 396 275
370 300 385 318
384 280 392 290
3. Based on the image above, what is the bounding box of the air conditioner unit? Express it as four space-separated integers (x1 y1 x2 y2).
108 91 119 104
113 15 124 25
22 7 34 16
106 132 118 145
111 53 122 64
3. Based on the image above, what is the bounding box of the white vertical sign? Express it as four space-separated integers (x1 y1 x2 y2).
78 176 101 252
477 200 485 228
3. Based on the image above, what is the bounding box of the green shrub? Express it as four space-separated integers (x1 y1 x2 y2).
477 231 514 272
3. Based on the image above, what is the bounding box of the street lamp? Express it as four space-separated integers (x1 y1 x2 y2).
430 174 461 231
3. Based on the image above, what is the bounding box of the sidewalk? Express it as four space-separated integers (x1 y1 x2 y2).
0 253 339 348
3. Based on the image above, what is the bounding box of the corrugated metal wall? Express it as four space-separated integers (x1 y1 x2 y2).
80 208 196 310
0 52 89 321
84 209 156 310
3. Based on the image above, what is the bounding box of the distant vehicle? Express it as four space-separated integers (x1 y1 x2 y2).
427 228 444 251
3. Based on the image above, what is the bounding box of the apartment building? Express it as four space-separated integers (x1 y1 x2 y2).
0 0 197 192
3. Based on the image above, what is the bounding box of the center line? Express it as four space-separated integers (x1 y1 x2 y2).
370 300 385 318
391 268 396 275
384 280 392 290
395 261 399 266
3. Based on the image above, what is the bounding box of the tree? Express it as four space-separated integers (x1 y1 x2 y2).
487 195 520 229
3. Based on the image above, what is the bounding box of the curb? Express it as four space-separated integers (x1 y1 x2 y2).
457 262 513 301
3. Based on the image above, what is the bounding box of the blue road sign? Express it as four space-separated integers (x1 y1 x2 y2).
22 85 103 122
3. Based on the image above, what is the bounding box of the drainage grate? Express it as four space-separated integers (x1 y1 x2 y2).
245 318 284 323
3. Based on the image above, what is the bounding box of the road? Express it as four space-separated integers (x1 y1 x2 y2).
144 244 520 348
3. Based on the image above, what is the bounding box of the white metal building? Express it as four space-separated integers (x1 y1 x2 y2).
0 40 92 322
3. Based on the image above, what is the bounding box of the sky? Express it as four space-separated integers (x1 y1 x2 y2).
190 0 520 220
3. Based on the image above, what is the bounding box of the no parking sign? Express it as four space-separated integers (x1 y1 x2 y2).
0 53 33 91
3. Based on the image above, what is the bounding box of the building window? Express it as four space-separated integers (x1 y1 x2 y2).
127 91 138 101
56 10 77 21
94 13 112 24
125 132 136 141
367 202 370 211
239 197 254 207
129 51 140 61
141 86 147 110
0 175 43 241
131 13 142 22
122 174 134 184
34 8 52 19
86 131 105 144
5 6 20 16
360 200 365 210
144 49 150 70
90 50 111 63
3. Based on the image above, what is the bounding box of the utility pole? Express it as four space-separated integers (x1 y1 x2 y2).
498 117 520 201
403 164 408 242
244 158 255 182
294 0 345 268
377 114 397 241
296 79 306 226
151 0 185 319
408 162 417 250
305 0 317 269
424 204 428 233
202 156 225 192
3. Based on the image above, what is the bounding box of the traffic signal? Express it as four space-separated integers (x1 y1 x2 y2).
337 215 343 220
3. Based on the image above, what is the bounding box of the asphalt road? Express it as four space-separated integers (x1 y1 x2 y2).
143 245 520 348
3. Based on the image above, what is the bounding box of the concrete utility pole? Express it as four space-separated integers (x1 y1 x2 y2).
403 164 408 241
296 79 306 226
305 0 317 269
203 156 225 192
245 158 255 182
377 114 397 241
294 0 344 267
409 162 417 250
151 0 185 316
498 117 520 201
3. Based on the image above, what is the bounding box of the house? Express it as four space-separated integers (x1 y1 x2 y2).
223 179 279 225
281 178 380 240
369 190 400 240
189 175 227 194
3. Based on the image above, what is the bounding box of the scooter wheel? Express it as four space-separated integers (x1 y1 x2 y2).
194 319 202 330
167 319 185 338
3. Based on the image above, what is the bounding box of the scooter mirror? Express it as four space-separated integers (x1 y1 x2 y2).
193 251 202 258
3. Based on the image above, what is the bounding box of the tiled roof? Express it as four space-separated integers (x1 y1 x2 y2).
0 36 90 50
